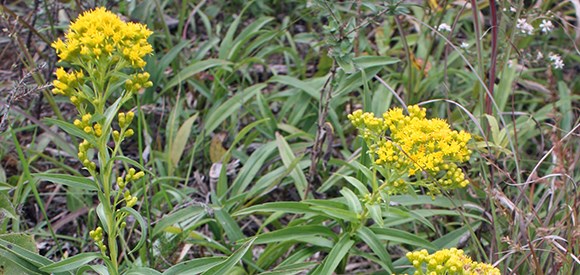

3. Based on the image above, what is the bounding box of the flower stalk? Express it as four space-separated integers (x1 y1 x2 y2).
51 7 153 274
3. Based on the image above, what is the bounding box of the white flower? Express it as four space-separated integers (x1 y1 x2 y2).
460 42 469 49
548 52 564 69
507 60 514 68
536 51 543 60
437 23 452 32
516 18 534 35
539 20 554 33
510 7 517 12
553 59 564 69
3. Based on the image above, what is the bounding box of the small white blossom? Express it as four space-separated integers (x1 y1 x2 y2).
507 60 514 68
460 42 469 49
553 59 564 69
510 7 517 12
437 23 452 32
516 18 534 35
548 52 564 69
536 51 543 60
539 20 554 33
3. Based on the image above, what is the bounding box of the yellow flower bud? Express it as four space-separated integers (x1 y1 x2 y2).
73 119 82 128
112 130 120 142
82 113 92 123
132 171 145 181
125 128 134 137
126 111 134 123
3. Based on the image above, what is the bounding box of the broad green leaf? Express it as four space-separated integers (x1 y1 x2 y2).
371 227 437 250
204 83 266 136
40 252 101 273
125 267 162 275
340 175 369 196
275 132 308 200
316 235 354 274
171 113 199 166
233 202 321 217
229 141 277 196
353 55 399 69
201 238 255 275
0 249 43 275
0 234 53 275
259 262 318 275
268 75 324 99
163 59 232 93
366 203 383 227
163 257 226 275
76 265 108 275
153 206 205 237
214 207 244 242
0 192 17 220
340 187 362 214
227 17 275 61
44 118 96 145
32 173 97 191
119 207 148 254
0 237 52 268
254 225 336 244
356 227 393 272
432 222 481 249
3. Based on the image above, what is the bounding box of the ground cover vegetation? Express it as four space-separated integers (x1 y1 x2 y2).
0 0 578 274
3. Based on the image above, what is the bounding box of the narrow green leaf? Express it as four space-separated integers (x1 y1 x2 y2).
153 206 205 237
163 257 226 275
119 207 147 254
201 238 255 275
33 173 97 191
233 202 320 217
316 235 354 274
40 252 101 273
371 227 437 250
125 267 162 275
254 225 336 244
171 113 199 166
356 227 393 272
340 175 369 196
229 141 277 196
214 207 244 242
353 55 399 69
340 188 362 214
204 83 266 136
76 265 108 275
163 59 232 93
44 118 96 144
0 249 43 275
275 132 308 200
0 237 53 268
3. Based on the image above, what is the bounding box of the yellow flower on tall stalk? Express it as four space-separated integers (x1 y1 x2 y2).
50 7 153 274
52 7 153 68
406 248 500 275
348 105 472 196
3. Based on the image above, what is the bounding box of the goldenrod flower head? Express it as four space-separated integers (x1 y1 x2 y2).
406 248 499 275
349 105 472 196
52 68 85 97
52 7 153 69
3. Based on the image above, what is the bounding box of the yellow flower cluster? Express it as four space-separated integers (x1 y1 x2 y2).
125 72 153 93
52 68 85 99
52 7 153 68
117 167 144 207
348 105 472 195
406 248 500 275
89 226 107 253
74 113 103 137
